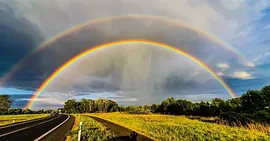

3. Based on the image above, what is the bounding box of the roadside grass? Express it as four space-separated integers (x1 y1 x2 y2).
66 115 116 141
89 113 270 141
0 114 49 126
65 114 80 141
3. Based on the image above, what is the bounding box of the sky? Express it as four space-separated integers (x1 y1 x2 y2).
0 0 269 110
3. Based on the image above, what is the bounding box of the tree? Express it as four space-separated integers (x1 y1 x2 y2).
36 109 45 114
96 98 104 112
211 98 226 116
64 99 77 113
176 99 193 115
240 89 266 113
88 99 96 113
23 108 32 114
107 100 119 112
8 108 22 115
119 105 126 112
150 104 158 113
0 95 12 114
198 101 212 117
160 97 176 114
75 102 82 113
80 98 88 113
261 85 270 107
224 98 242 113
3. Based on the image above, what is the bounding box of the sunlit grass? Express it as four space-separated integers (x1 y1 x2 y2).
66 115 116 141
0 114 49 126
66 114 80 141
88 113 270 141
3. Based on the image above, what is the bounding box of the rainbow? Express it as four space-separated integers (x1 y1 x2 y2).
24 40 237 109
0 14 253 87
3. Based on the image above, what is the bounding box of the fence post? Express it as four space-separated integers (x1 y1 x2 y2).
77 121 82 141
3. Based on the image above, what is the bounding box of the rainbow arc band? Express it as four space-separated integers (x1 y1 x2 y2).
0 14 251 87
24 40 236 109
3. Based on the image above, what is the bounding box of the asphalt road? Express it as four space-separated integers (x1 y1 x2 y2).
0 114 72 141
0 115 53 135
89 116 154 141
39 115 74 141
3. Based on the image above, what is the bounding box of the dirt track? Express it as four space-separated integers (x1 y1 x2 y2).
89 116 154 141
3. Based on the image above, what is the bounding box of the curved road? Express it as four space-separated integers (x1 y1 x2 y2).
0 114 74 141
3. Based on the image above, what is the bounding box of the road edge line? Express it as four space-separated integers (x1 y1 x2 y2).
34 114 70 141
0 115 61 138
0 115 52 129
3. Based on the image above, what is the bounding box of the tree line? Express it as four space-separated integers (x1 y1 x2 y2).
62 85 270 125
63 98 119 113
1 85 269 124
0 95 54 115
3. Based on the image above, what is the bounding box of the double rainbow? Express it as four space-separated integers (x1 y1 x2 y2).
0 14 241 109
24 40 237 109
0 14 251 87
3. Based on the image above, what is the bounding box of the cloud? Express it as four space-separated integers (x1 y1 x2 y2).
0 1 45 79
3 15 239 91
232 71 253 79
41 43 224 105
217 72 224 76
1 0 270 108
8 94 33 108
246 62 256 67
217 63 230 70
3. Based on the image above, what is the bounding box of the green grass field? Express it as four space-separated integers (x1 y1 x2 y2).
66 115 116 141
0 114 49 126
88 113 270 141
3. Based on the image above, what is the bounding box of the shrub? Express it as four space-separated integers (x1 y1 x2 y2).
252 110 270 124
218 112 252 126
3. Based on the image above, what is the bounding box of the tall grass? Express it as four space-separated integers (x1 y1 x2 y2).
89 113 270 141
187 115 270 133
66 115 116 141
0 114 49 126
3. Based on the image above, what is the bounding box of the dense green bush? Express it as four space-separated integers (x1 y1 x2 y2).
218 112 252 126
252 110 270 123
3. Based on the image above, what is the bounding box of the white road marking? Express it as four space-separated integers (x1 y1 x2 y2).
0 115 61 138
34 115 70 141
0 115 52 130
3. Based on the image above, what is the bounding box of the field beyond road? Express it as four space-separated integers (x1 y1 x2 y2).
0 114 49 126
88 113 270 141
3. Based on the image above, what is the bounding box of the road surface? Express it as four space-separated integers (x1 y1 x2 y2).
89 116 154 141
0 114 74 141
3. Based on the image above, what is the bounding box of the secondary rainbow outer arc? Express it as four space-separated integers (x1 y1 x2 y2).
24 40 237 109
0 14 249 87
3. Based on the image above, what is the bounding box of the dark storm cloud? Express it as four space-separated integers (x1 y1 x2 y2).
1 0 251 100
70 75 225 99
71 81 121 94
0 2 45 79
9 94 32 108
164 75 223 93
4 17 227 91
